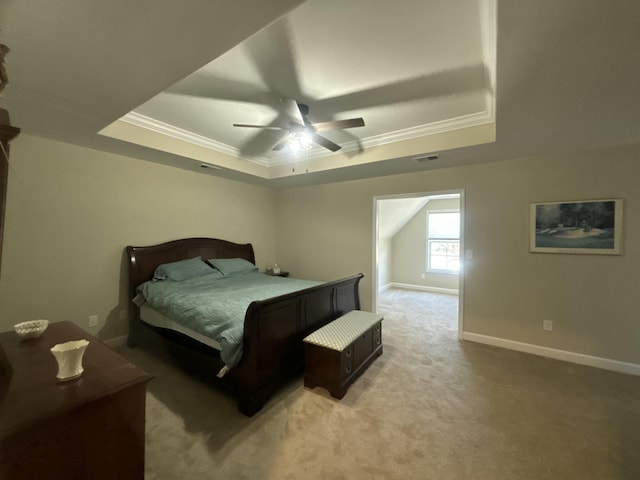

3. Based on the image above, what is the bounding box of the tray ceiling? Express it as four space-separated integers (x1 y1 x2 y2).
100 0 496 180
3 0 640 187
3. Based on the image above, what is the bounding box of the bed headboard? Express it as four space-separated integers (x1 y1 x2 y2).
126 237 255 296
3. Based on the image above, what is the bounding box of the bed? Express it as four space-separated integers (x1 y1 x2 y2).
127 237 363 416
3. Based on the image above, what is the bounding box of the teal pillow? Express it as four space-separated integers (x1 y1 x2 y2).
153 257 217 282
208 257 258 276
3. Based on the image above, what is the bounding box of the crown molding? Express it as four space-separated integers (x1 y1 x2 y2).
122 106 493 169
268 108 494 166
121 112 271 167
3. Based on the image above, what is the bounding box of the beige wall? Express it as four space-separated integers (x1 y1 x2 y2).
391 198 460 290
276 144 640 365
3 135 639 367
377 236 392 289
0 135 278 339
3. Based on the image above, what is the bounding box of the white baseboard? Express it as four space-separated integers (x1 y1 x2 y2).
462 332 640 377
383 282 459 296
104 335 127 348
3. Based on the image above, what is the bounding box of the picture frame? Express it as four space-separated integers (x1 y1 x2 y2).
530 198 623 255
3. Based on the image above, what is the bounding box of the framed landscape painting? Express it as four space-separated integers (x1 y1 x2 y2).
530 199 623 254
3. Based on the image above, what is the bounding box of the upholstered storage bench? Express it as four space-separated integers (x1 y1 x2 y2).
303 310 383 399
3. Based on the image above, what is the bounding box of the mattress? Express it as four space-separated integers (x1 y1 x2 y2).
137 271 322 368
140 304 222 350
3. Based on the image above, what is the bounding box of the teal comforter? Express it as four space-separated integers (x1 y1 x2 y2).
137 272 322 367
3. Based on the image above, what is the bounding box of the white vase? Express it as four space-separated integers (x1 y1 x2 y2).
50 339 89 381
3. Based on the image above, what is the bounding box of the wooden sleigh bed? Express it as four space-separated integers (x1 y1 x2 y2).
127 237 363 416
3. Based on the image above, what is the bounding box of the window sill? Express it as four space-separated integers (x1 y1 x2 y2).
426 270 460 276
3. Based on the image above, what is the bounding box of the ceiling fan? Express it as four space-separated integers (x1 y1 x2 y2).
233 99 365 153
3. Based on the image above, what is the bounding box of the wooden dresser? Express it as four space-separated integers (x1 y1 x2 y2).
0 321 152 480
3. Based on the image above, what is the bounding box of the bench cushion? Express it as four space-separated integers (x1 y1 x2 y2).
303 310 383 351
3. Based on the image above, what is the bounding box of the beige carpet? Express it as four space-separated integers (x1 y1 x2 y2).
118 288 640 479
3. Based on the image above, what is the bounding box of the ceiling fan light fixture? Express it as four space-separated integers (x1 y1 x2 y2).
233 99 364 155
289 131 313 152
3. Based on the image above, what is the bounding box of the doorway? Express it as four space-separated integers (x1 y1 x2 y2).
372 190 464 338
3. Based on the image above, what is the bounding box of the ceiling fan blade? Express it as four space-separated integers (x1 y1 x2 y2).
311 133 341 152
165 73 276 108
244 17 304 103
233 123 287 131
282 98 305 126
272 135 291 151
321 63 488 113
312 117 365 132
238 115 289 158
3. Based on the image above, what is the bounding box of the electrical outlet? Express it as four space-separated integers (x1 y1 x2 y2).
89 314 98 327
543 319 553 331
421 273 426 279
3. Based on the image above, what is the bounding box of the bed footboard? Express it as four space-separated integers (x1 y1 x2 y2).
230 273 363 416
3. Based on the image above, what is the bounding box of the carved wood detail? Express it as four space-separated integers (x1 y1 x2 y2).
0 108 21 273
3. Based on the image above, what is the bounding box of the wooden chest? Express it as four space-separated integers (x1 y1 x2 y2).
303 310 383 399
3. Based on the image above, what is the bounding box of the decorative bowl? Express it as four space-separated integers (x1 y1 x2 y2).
14 319 49 339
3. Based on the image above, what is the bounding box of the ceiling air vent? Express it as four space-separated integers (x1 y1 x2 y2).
414 154 439 162
200 164 221 170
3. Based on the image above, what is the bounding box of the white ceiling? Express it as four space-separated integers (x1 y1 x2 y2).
107 0 494 170
1 0 639 187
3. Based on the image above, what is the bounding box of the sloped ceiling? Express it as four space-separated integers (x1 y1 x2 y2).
378 194 460 239
1 0 639 188
378 197 432 239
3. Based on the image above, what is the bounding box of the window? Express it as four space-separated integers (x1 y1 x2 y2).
427 211 460 273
